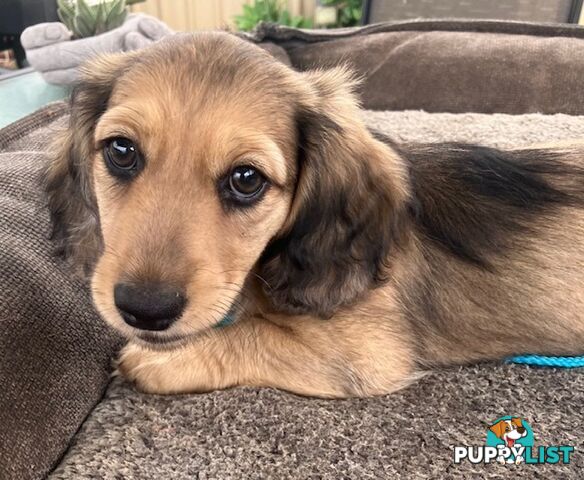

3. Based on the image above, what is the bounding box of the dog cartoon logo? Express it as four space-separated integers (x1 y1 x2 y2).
454 416 574 465
486 417 533 464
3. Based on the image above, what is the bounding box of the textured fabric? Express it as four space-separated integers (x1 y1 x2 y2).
365 0 576 23
51 109 584 479
248 20 584 115
49 367 583 479
0 103 123 480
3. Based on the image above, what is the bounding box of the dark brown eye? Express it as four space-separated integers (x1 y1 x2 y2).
104 137 142 178
228 165 266 200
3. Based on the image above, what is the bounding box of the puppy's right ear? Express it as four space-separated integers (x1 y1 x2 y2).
45 53 133 274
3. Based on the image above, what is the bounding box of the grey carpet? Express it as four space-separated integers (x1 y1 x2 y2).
50 110 584 479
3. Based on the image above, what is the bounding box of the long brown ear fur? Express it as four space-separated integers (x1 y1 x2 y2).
44 53 132 274
260 68 411 317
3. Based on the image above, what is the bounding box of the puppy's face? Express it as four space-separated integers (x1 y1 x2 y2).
90 42 298 344
46 33 409 347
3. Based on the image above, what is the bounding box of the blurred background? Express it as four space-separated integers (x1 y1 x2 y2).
1 0 584 126
129 0 584 31
3 0 584 72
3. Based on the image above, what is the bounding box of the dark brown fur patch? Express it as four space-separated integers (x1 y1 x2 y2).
44 54 137 273
403 143 584 268
259 110 409 317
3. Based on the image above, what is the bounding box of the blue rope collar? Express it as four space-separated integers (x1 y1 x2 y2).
507 355 584 368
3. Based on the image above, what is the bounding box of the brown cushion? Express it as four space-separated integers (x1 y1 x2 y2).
251 20 584 115
0 103 122 480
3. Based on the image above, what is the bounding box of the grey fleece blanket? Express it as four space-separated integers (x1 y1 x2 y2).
50 110 584 478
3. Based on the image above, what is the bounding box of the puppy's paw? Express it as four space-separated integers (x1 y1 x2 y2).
116 343 179 394
116 341 227 394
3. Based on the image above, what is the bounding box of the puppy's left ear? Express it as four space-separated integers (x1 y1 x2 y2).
45 53 134 274
260 67 411 317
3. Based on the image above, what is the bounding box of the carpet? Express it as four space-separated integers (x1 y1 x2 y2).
49 110 584 479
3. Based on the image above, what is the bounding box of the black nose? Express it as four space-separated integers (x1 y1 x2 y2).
114 283 186 331
517 427 526 434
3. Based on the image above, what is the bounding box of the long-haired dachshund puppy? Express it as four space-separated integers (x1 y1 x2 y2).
45 32 584 398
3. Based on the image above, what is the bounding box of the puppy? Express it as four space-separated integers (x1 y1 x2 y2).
490 418 528 463
45 32 584 398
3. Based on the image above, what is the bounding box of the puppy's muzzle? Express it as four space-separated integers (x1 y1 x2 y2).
114 282 186 331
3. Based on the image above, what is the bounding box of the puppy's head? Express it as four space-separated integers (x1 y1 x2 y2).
46 32 409 346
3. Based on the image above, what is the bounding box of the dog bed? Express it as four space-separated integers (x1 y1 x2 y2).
248 20 584 115
49 109 584 479
1 103 583 479
3 19 584 479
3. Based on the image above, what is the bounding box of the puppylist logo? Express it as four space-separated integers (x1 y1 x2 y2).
453 416 575 465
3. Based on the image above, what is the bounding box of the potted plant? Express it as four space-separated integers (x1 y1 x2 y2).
20 0 172 85
234 0 312 31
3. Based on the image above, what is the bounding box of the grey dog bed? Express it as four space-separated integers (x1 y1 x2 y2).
3 20 584 479
5 107 576 479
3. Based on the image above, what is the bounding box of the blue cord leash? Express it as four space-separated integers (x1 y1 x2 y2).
507 355 584 368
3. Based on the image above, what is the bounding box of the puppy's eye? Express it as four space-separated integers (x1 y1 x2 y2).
103 137 142 178
227 165 267 202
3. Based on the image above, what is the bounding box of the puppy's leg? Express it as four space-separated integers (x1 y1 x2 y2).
118 313 416 398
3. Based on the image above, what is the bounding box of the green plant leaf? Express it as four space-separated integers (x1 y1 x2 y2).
57 0 76 31
72 16 93 37
93 2 105 35
57 0 75 17
233 0 312 31
104 0 127 31
279 9 290 25
106 7 127 31
73 0 98 37
77 0 97 22
57 9 75 32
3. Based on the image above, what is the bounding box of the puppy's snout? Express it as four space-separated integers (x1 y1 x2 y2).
114 282 187 331
517 427 526 434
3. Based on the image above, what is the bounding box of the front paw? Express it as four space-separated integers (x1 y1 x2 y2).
116 343 177 394
116 341 230 394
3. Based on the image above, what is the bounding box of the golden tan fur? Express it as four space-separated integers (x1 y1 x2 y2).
45 32 584 398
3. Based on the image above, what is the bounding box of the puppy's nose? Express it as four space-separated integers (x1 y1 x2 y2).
114 282 186 331
517 427 526 434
